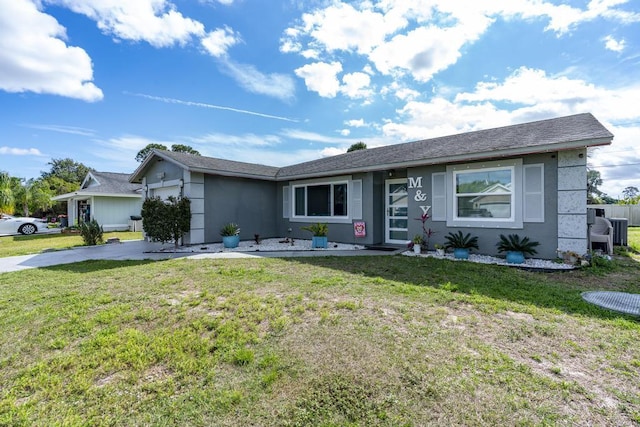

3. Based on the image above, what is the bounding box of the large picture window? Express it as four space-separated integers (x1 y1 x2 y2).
453 166 514 221
293 182 348 217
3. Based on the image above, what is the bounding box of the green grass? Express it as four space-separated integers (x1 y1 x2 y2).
1 251 639 425
629 227 640 253
0 231 143 257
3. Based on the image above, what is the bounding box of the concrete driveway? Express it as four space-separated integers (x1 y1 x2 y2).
0 240 397 273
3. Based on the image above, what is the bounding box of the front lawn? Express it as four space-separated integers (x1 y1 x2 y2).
0 231 143 258
1 253 639 425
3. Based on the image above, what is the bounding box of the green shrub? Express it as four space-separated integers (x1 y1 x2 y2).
141 196 191 248
79 219 103 246
301 222 328 237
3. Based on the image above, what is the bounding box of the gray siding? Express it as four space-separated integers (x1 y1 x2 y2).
204 175 278 243
406 153 559 259
276 172 383 245
145 159 184 186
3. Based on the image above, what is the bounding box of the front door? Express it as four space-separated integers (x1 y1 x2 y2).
385 178 408 244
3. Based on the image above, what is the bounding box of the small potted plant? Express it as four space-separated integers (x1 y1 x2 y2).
220 222 240 248
496 234 539 264
444 231 479 260
434 243 445 256
301 222 328 248
411 234 424 254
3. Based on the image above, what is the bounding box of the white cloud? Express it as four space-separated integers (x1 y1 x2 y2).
189 132 281 147
0 0 103 102
320 147 346 157
340 129 351 136
49 0 205 47
341 72 372 99
23 124 96 136
129 92 298 121
603 35 626 52
295 61 342 98
345 119 366 128
201 26 240 57
0 146 44 156
280 128 355 145
295 2 402 55
218 58 296 102
283 0 640 95
379 66 640 196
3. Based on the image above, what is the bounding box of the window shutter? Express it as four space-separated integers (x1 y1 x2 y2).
283 186 290 218
523 164 544 222
431 173 446 220
351 180 362 219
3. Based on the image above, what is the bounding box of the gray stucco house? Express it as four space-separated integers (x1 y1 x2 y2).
53 171 143 231
129 113 613 259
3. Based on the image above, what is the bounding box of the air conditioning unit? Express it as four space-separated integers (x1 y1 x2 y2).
608 218 628 246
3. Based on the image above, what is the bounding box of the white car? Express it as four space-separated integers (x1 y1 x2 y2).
0 215 49 235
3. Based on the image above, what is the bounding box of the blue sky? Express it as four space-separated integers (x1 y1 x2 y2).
0 0 639 198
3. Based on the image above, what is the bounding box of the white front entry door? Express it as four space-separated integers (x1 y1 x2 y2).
385 178 409 244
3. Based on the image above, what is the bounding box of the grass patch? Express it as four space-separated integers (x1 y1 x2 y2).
0 231 143 257
0 251 639 425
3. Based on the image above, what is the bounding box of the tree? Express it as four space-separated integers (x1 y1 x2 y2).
135 143 201 163
41 158 92 185
622 186 639 200
171 144 201 156
347 142 367 152
587 169 603 202
135 143 168 163
12 178 53 217
0 172 14 214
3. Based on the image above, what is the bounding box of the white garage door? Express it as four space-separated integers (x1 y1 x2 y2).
152 186 180 200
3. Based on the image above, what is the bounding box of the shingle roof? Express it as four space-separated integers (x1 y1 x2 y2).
277 113 613 179
154 150 280 179
130 113 613 183
83 172 141 195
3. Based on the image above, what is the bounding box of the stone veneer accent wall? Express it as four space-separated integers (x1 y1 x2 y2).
182 170 205 245
557 149 587 254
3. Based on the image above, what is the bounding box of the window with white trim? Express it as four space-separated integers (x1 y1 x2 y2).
453 166 514 221
293 182 348 218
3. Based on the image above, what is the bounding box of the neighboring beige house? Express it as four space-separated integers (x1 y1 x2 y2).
52 171 143 231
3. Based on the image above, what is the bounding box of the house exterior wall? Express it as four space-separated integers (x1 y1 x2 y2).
406 153 560 259
557 149 588 254
277 172 383 245
204 175 278 243
92 197 143 231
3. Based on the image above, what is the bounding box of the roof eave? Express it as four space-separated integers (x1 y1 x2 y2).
52 192 142 201
188 167 278 181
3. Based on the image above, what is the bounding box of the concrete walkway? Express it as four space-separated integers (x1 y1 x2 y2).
0 240 399 273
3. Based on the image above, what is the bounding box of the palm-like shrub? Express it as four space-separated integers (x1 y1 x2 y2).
220 222 240 236
444 231 479 250
496 234 539 256
301 222 328 237
80 219 103 246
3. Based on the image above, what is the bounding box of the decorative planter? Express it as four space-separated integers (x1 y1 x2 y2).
222 235 240 248
506 251 525 264
311 236 328 249
413 245 421 254
453 248 469 260
436 248 445 256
